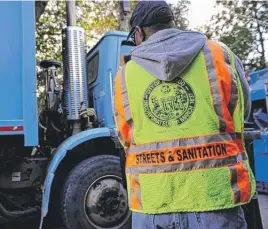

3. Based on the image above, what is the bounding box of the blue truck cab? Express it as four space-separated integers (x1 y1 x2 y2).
87 31 133 128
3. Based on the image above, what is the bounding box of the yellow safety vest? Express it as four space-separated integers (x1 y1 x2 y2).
114 40 256 214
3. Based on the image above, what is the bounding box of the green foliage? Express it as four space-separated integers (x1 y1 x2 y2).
171 0 190 30
77 0 119 41
130 0 139 10
36 0 191 64
200 1 268 70
220 25 254 64
36 0 120 64
36 1 65 63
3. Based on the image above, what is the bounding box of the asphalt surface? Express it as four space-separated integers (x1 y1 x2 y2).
3 194 268 229
259 194 268 229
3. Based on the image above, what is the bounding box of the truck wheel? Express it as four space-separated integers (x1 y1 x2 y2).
61 155 131 229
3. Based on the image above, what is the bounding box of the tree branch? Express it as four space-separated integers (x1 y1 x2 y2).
35 1 49 22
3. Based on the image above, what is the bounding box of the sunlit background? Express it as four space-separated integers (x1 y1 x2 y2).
168 0 217 28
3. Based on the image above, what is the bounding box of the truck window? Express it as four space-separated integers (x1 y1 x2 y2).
87 53 99 84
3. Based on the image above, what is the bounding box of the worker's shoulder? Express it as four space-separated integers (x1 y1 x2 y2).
123 59 138 71
116 60 134 76
207 40 233 54
117 59 144 77
205 39 237 61
205 39 229 50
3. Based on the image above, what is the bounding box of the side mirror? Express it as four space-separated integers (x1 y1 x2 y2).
121 40 136 47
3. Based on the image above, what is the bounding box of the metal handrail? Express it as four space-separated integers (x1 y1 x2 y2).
244 130 261 140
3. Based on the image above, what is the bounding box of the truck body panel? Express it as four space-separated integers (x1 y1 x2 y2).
250 69 268 193
0 1 37 146
250 68 268 101
254 138 268 182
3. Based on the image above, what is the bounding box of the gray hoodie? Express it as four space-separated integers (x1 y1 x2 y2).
130 28 251 119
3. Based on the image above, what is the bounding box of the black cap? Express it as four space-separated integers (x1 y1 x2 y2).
128 1 174 39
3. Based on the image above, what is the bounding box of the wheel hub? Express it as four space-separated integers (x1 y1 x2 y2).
84 175 129 228
98 188 120 215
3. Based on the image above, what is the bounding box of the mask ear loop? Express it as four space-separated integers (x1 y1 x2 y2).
141 28 146 42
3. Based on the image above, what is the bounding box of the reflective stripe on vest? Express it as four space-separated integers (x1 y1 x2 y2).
129 174 142 210
204 41 235 133
126 133 246 174
119 67 135 144
220 45 238 117
127 132 242 153
114 67 131 147
229 162 251 204
222 42 245 134
115 40 254 212
126 139 246 173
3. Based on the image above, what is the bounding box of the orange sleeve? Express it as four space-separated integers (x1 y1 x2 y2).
114 67 131 149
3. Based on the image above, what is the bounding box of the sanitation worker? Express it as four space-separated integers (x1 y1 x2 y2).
114 1 256 228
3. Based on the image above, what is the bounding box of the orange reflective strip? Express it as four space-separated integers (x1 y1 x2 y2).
129 174 142 210
127 152 247 174
120 67 132 121
220 44 239 116
235 138 245 152
203 44 226 132
236 162 251 203
118 131 130 147
126 140 243 168
127 133 242 154
229 165 240 204
114 69 131 146
207 41 234 133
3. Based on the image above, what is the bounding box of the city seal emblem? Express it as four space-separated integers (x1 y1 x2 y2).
143 78 196 127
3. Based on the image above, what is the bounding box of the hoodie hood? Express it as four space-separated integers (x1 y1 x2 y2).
131 29 207 81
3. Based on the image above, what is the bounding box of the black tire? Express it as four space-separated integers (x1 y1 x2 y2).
61 155 131 229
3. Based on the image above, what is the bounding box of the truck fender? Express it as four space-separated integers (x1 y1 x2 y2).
41 127 117 217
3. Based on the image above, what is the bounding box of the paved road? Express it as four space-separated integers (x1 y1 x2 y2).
3 194 268 229
259 194 268 229
43 196 268 229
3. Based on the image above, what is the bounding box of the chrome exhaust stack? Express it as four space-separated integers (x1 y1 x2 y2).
63 1 88 122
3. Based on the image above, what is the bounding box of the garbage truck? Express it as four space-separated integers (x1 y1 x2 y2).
248 69 268 194
0 1 265 229
0 1 133 228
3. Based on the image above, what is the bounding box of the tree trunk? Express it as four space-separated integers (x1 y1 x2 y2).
35 1 48 22
257 23 266 68
118 0 131 32
254 7 266 68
